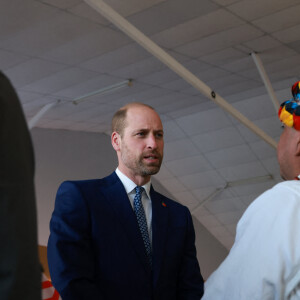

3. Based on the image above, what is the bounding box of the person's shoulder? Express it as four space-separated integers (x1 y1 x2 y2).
258 180 300 203
61 173 117 187
243 180 300 219
272 180 300 205
60 178 100 188
275 179 300 192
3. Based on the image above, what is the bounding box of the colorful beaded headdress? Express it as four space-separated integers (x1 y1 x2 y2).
278 81 300 130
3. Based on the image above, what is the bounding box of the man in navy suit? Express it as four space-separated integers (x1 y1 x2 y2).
47 102 204 299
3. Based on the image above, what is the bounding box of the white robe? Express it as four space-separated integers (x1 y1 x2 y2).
203 181 300 300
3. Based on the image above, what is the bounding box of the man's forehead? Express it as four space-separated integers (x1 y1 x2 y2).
126 122 163 131
126 106 161 122
124 116 163 133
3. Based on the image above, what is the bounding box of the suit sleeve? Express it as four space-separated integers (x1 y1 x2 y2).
47 181 103 300
178 207 204 299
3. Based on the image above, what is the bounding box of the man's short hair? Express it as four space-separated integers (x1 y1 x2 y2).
111 102 155 136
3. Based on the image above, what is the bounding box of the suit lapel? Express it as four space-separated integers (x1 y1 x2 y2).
151 187 169 287
104 173 151 273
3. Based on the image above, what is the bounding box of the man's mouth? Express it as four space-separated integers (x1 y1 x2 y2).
143 154 160 162
144 155 157 160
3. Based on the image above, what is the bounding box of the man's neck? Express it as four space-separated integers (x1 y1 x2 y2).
117 167 150 186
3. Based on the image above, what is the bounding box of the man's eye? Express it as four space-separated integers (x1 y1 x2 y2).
156 133 163 138
137 132 145 136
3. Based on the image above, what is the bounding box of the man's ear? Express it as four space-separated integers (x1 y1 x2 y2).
111 131 121 151
295 131 300 156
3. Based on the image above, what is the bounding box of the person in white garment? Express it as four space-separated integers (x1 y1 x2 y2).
203 81 300 300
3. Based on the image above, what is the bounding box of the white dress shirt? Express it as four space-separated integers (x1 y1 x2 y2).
115 168 152 243
203 180 300 300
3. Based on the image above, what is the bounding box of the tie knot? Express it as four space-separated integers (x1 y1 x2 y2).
135 186 143 196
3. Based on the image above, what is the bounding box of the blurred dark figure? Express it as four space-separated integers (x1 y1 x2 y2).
0 72 41 300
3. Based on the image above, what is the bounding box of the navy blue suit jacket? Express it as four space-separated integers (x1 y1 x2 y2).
48 172 204 299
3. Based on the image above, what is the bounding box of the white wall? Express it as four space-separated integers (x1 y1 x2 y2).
31 127 227 278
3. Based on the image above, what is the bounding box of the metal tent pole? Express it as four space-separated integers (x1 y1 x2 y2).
251 52 280 111
28 100 60 130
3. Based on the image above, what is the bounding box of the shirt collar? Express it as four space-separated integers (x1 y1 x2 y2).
115 168 151 198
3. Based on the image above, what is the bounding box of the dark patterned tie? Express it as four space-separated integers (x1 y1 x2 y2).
133 186 152 267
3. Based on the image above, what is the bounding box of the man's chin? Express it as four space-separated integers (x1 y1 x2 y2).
142 165 161 176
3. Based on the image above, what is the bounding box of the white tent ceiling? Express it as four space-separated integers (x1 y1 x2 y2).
2 0 300 249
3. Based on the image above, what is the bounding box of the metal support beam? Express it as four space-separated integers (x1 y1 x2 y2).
192 174 273 212
84 0 277 149
192 187 226 212
73 79 132 105
251 52 280 111
28 100 60 130
28 79 132 129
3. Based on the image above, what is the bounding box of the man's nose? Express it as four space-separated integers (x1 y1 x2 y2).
146 134 158 149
